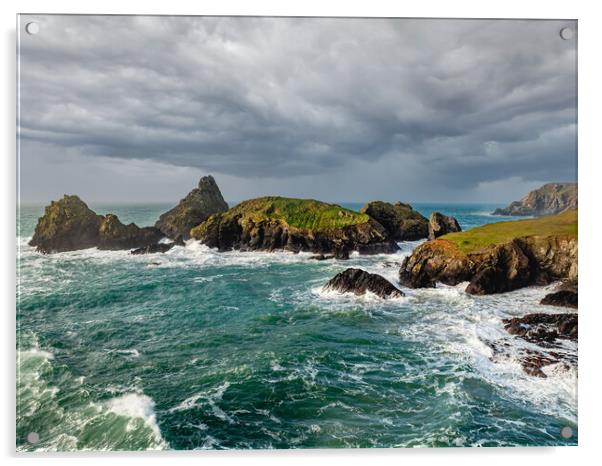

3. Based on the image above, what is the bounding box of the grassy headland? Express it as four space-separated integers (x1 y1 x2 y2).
443 209 577 254
215 197 370 231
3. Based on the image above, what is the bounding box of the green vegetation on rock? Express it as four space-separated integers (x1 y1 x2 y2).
189 196 397 256
215 197 370 231
443 209 577 254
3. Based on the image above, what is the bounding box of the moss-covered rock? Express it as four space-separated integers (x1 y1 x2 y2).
190 196 398 256
29 195 103 253
29 195 163 253
359 201 428 240
155 175 228 240
399 210 577 294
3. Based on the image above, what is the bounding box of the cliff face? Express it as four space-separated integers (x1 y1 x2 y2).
29 195 163 254
492 183 577 216
399 235 577 295
190 197 399 256
155 175 228 240
359 201 429 240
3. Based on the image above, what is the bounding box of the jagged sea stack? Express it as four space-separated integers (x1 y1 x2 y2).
428 212 461 240
155 175 229 240
360 201 429 240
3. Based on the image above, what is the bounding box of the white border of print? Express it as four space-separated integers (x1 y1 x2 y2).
2 1 601 465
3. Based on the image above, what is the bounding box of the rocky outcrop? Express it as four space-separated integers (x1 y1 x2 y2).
359 201 429 240
97 214 163 250
155 175 228 240
323 268 404 298
29 195 103 253
399 235 577 295
29 195 163 254
493 183 577 217
428 212 461 240
540 280 578 309
503 313 578 343
190 197 399 257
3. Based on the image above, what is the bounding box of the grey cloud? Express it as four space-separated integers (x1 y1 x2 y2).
18 15 577 202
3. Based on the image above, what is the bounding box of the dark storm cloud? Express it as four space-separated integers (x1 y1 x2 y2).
18 15 576 200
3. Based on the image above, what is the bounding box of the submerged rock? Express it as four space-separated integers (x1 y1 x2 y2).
155 175 228 240
29 195 162 253
487 339 575 378
131 242 175 255
190 197 399 257
428 212 461 240
492 182 577 217
323 268 404 299
359 201 429 240
503 313 578 343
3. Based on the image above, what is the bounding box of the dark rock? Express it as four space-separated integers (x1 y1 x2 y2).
29 195 163 253
492 183 577 216
428 212 462 240
97 214 163 250
309 250 350 260
541 290 578 309
323 268 405 299
541 280 578 308
360 201 429 240
131 242 175 255
309 254 332 260
155 175 228 240
503 313 578 343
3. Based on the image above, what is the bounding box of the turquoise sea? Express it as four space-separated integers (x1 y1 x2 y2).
16 202 578 450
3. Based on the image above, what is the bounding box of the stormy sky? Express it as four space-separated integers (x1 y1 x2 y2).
18 15 577 204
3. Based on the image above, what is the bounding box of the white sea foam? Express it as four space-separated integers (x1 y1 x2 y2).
115 349 140 358
107 393 165 446
419 282 578 422
169 381 232 417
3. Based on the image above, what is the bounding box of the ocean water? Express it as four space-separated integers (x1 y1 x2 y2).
16 202 578 451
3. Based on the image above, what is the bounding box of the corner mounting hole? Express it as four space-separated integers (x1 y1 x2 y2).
27 432 40 444
25 22 39 35
560 426 573 439
559 27 574 40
